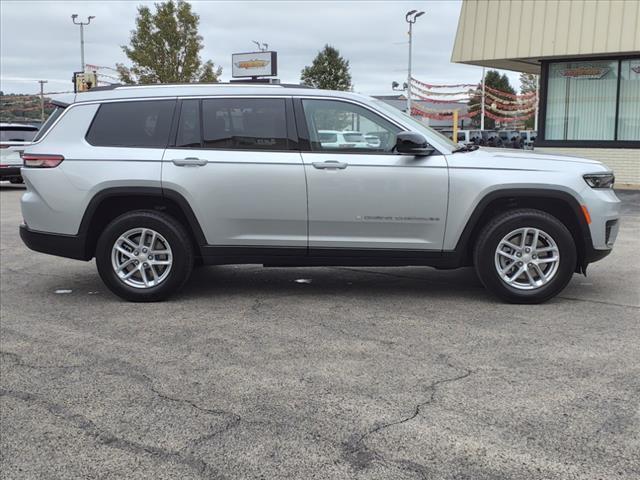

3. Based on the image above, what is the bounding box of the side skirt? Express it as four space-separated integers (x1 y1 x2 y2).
199 246 464 269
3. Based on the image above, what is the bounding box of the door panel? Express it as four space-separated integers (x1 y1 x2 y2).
298 98 449 251
163 150 307 246
162 97 307 247
302 152 448 250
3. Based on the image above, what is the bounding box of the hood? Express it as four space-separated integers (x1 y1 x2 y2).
490 149 603 166
447 147 609 174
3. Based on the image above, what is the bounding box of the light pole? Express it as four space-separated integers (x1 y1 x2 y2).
37 80 47 122
480 67 486 131
71 14 95 72
405 10 425 116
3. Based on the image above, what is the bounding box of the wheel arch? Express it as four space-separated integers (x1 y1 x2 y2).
454 188 592 271
78 187 206 259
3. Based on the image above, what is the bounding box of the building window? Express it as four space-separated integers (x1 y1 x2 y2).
545 60 618 141
543 58 640 143
618 59 640 141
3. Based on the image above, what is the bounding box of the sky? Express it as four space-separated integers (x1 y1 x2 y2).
0 0 521 96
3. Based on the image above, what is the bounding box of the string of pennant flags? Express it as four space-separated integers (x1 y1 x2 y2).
408 76 537 122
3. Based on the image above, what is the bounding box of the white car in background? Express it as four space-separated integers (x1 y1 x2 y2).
0 123 40 183
318 130 372 149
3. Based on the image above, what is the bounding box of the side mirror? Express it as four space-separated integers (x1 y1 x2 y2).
395 131 435 156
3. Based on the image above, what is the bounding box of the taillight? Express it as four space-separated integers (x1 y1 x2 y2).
22 154 64 168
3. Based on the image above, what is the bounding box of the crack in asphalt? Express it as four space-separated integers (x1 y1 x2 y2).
3 350 245 456
557 295 639 309
343 357 473 478
0 388 227 479
143 375 241 420
0 350 83 370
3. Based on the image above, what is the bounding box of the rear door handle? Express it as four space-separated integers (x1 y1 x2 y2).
172 157 207 167
312 160 348 170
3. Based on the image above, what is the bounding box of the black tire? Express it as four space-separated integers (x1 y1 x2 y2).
95 210 194 302
473 209 577 304
9 177 23 184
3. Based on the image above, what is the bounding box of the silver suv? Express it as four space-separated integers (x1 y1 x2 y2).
19 83 620 303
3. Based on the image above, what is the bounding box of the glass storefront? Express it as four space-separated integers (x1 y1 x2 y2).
544 58 640 142
618 59 640 141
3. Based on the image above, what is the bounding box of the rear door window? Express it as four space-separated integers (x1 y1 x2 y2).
201 98 288 150
86 100 176 148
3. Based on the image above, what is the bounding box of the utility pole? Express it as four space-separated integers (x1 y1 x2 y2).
405 10 425 116
37 80 48 122
480 67 486 131
71 14 95 72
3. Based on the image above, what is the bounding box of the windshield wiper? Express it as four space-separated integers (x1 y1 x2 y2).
452 144 479 153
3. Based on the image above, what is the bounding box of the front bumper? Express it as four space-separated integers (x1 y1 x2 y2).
19 224 90 261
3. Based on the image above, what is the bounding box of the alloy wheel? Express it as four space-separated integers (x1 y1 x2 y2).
111 228 173 289
494 227 560 290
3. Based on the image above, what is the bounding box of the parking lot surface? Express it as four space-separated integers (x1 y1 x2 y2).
1 184 639 480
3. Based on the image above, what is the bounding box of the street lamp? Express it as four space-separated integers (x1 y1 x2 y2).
405 10 425 115
71 14 95 72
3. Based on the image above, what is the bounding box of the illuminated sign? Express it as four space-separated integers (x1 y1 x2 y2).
232 51 277 78
560 67 609 79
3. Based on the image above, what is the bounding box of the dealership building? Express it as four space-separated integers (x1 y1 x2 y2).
452 0 640 186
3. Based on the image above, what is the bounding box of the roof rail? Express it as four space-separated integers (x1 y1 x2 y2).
82 82 313 91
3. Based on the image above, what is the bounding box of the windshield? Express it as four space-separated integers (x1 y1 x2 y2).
371 99 458 150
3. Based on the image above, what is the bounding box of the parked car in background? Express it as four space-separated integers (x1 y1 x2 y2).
0 122 38 148
520 130 537 150
19 83 619 304
0 123 39 183
364 133 381 148
483 130 501 147
318 130 371 149
0 147 25 183
453 129 484 146
497 130 521 148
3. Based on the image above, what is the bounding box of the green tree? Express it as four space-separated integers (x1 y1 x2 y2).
520 72 538 129
117 0 221 84
519 72 537 94
469 70 516 129
300 45 352 91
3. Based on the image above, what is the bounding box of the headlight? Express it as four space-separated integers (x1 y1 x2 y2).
583 173 615 189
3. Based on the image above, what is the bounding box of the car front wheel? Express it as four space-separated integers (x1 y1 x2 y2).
95 210 194 302
473 209 577 304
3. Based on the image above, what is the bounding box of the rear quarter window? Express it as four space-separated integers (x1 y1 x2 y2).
86 100 176 148
33 106 66 142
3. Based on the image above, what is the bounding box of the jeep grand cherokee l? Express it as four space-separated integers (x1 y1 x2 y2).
19 84 620 303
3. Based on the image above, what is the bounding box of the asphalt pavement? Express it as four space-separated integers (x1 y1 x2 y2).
1 184 639 480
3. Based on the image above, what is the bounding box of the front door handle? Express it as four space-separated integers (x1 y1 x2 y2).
172 157 208 167
312 160 348 170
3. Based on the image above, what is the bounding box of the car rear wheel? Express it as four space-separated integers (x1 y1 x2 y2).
473 209 577 304
96 210 193 302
